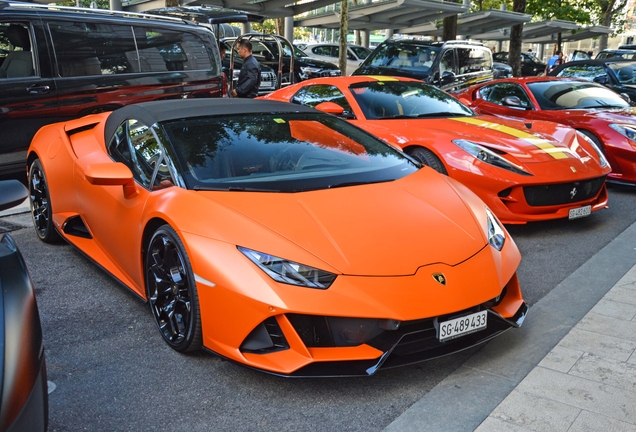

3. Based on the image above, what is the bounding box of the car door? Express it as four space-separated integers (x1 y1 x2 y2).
74 118 173 295
472 82 537 120
0 17 57 174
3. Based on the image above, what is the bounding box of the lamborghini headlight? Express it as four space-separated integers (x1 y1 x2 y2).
238 246 337 289
576 131 609 168
609 123 636 141
485 207 505 251
453 139 531 176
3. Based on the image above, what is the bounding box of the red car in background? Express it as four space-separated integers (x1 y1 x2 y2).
262 76 611 224
454 76 636 186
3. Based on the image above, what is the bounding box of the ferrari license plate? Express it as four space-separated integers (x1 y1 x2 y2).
569 205 591 220
438 311 487 342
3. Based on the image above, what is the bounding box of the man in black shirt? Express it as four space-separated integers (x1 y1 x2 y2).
232 39 261 98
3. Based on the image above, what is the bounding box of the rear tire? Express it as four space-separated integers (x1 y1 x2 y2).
145 225 202 353
407 147 448 175
28 159 62 243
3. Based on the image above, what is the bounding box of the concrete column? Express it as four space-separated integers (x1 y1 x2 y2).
361 30 369 47
385 29 394 41
241 23 251 34
285 16 294 42
109 0 122 10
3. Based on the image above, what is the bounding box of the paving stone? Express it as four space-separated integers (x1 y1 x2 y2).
568 353 636 393
577 312 636 342
559 328 636 362
475 416 535 432
538 345 583 373
605 287 636 306
487 387 580 431
568 410 636 432
517 367 636 424
591 299 636 321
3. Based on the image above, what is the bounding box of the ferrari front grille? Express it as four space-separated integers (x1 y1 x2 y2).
523 176 605 207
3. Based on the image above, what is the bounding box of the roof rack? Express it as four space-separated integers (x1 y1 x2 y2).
0 1 192 25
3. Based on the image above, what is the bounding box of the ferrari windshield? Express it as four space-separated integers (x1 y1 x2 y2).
527 81 630 110
160 112 418 192
349 81 474 120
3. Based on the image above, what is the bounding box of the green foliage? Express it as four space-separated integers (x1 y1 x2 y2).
55 0 110 8
525 0 592 24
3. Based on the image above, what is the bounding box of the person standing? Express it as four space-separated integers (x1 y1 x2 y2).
546 50 564 74
231 39 261 98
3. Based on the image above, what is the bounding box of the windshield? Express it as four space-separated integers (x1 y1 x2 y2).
350 46 372 60
608 63 636 84
349 81 474 119
366 43 441 70
161 112 418 192
526 81 630 110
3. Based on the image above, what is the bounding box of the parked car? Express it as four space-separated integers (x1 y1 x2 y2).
0 179 48 431
302 43 372 75
493 61 513 78
223 35 341 84
26 98 527 376
262 76 610 224
352 39 494 93
595 49 636 60
493 51 547 76
454 77 636 186
548 59 636 102
0 3 224 175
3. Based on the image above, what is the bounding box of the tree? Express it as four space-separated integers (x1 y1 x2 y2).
339 0 348 73
594 0 628 50
509 0 526 76
525 0 592 53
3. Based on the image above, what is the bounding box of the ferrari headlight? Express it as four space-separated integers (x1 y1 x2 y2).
609 124 636 141
576 131 609 168
238 246 336 289
453 139 531 176
485 207 505 251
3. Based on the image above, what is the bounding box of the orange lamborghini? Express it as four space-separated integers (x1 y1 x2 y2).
261 76 611 224
27 99 526 377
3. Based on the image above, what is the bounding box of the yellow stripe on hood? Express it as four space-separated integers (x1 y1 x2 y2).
450 117 570 160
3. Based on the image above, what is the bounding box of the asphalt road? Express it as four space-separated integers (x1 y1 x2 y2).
1 183 634 432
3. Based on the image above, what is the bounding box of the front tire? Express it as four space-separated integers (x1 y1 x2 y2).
145 225 202 353
29 158 62 243
407 147 448 175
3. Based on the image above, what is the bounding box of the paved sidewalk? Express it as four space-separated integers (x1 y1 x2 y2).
385 221 636 432
477 266 636 431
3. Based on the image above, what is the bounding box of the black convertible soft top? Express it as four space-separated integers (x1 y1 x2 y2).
104 98 317 143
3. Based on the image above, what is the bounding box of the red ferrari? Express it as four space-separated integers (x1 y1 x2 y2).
454 76 636 186
262 76 611 224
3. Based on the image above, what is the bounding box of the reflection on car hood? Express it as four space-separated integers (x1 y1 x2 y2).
200 169 486 276
353 65 430 81
577 106 636 121
295 56 340 69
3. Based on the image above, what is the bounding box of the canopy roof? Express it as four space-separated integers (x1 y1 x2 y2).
415 9 531 37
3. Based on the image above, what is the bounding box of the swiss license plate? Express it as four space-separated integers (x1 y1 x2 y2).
261 82 273 88
438 310 487 342
569 205 591 220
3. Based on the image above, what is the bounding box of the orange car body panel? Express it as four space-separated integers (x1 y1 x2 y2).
261 76 611 224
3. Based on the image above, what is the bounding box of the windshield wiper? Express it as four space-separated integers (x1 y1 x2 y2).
414 112 471 118
327 179 393 189
194 186 274 192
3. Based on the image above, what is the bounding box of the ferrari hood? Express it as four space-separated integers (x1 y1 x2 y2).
364 115 589 165
199 169 488 276
577 107 636 122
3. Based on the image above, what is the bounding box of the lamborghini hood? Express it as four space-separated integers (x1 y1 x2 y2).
201 169 488 276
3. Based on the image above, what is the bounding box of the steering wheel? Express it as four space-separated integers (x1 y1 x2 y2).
275 146 297 171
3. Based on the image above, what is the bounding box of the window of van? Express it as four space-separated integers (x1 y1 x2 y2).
48 21 216 77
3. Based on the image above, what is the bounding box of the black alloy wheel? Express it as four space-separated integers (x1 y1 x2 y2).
407 147 449 175
146 225 202 353
29 159 62 243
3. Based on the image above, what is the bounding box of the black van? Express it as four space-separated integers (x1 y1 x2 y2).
0 3 224 175
352 39 494 93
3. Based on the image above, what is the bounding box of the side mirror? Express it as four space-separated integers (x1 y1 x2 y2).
593 75 609 85
83 162 139 198
440 71 456 85
620 93 632 103
501 96 527 109
0 180 28 212
315 101 345 115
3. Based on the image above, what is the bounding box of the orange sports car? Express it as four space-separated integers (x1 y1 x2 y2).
261 76 611 224
27 99 526 377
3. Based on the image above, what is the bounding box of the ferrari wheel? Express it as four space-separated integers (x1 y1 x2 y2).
29 159 61 243
145 225 202 353
407 147 448 175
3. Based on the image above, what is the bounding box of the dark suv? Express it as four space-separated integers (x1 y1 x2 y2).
0 3 224 174
352 40 494 93
493 51 547 76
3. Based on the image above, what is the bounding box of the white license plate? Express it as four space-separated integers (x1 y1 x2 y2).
260 82 273 88
569 205 591 220
438 310 487 342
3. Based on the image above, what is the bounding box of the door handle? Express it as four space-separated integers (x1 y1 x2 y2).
27 84 50 94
